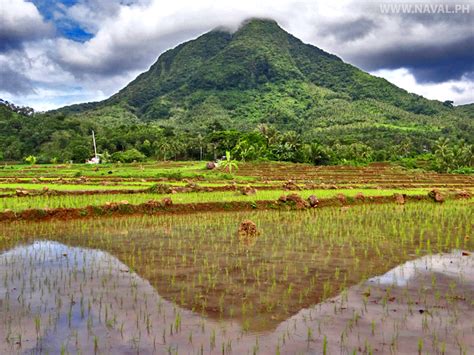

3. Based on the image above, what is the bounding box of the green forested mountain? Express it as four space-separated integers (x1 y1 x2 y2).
1 19 472 170
61 19 457 124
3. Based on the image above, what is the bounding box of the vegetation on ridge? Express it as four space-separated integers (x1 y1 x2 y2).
0 19 472 172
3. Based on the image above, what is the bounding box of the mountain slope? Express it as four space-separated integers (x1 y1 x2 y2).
2 19 471 165
60 19 450 123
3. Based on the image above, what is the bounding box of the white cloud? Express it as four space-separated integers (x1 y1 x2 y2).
0 0 54 50
54 0 305 75
0 86 108 112
371 68 474 105
1 0 472 109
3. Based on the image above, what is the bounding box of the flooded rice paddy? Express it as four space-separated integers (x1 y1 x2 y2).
0 201 472 354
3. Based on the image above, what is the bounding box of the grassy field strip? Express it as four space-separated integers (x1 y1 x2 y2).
0 183 151 191
0 163 247 180
0 188 430 212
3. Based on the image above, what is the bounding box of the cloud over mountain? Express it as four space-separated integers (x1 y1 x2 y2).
0 0 472 109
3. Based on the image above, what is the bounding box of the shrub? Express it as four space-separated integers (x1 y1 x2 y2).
111 149 146 163
24 155 37 165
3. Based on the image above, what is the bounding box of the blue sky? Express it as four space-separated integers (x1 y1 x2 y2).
1 0 473 110
32 0 94 42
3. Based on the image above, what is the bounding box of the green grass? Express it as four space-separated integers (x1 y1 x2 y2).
0 183 149 191
0 188 430 212
0 162 254 181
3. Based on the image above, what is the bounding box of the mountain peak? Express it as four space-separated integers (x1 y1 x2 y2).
210 18 281 37
239 17 280 28
59 18 446 126
234 17 287 37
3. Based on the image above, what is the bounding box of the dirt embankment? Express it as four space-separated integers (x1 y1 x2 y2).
1 192 469 223
4 181 473 199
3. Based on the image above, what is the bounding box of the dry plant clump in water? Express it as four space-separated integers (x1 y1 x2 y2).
355 192 365 201
185 182 202 192
240 186 257 195
206 161 216 170
428 189 444 203
161 197 173 207
146 199 161 207
394 193 406 205
455 190 471 199
238 219 260 246
283 180 300 191
337 193 347 204
16 189 29 196
105 200 129 207
149 183 173 194
278 193 309 209
307 195 319 207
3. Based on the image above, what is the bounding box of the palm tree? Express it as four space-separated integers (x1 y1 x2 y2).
257 124 279 147
219 151 238 173
155 140 172 161
434 138 453 172
281 131 301 151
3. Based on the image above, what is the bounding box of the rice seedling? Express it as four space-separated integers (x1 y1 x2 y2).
0 187 434 212
0 165 471 354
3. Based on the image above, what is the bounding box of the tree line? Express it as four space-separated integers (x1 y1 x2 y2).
0 103 472 173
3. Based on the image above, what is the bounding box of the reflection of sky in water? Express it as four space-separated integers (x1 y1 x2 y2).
0 241 472 353
0 241 204 353
0 241 242 353
10 240 108 269
369 250 473 286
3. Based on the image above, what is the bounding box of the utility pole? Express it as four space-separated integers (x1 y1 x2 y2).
92 130 98 159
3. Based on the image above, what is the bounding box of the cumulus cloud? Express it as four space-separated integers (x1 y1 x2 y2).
0 0 54 51
1 0 473 109
339 18 474 83
0 86 108 112
53 0 303 77
64 0 151 34
371 68 474 105
309 1 474 83
318 17 378 42
0 64 35 95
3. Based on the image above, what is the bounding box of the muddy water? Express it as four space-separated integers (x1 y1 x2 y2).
0 241 472 354
0 241 237 354
0 203 472 353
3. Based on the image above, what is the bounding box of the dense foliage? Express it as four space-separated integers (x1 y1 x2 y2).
0 19 472 172
1 102 472 172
